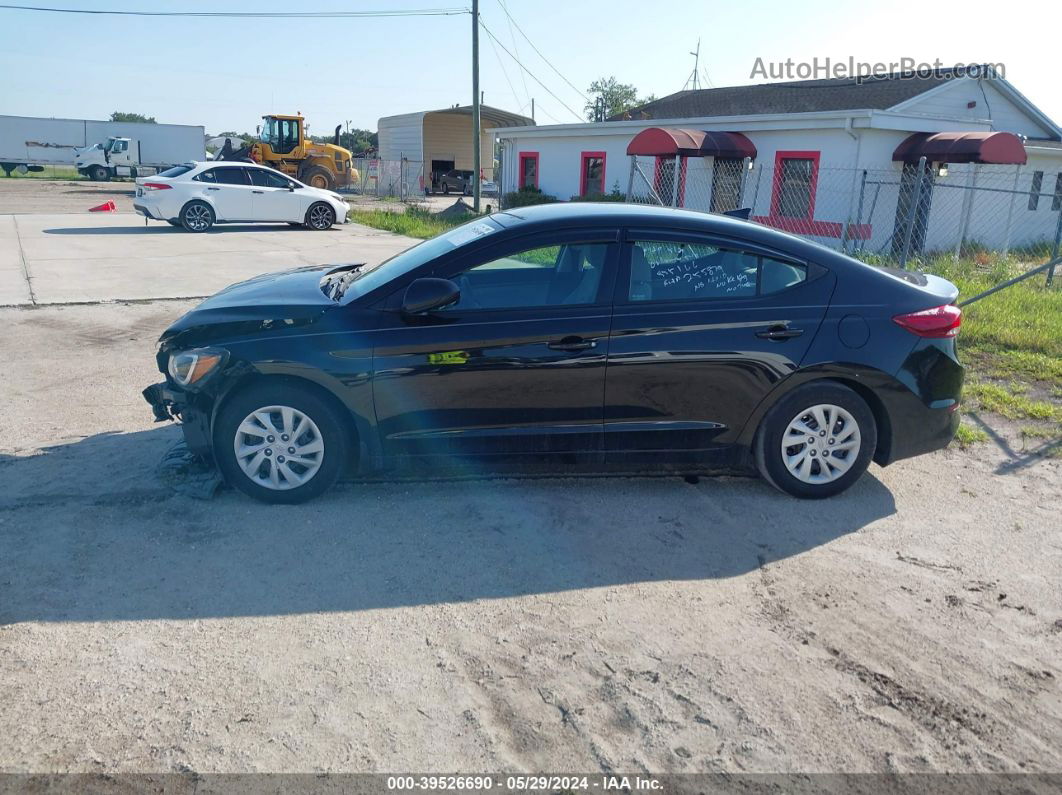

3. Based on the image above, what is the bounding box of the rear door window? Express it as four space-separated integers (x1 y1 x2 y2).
211 167 251 185
627 241 807 302
628 241 757 301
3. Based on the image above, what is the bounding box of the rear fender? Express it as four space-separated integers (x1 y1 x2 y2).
734 364 899 466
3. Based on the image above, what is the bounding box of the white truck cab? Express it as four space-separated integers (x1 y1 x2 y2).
75 136 163 181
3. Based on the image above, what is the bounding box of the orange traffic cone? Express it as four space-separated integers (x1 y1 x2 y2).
88 200 117 212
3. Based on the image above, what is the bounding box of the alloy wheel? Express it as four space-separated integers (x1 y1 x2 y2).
309 204 333 229
184 204 212 231
233 405 325 491
780 403 860 484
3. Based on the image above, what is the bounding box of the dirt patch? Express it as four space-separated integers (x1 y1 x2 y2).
0 301 1060 774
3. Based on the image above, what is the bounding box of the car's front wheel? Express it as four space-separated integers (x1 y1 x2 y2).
754 381 876 499
305 202 336 230
180 200 215 232
214 382 349 503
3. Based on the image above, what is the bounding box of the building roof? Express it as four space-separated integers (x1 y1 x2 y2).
380 105 534 128
609 69 981 121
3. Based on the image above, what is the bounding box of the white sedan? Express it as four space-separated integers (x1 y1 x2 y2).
133 161 350 232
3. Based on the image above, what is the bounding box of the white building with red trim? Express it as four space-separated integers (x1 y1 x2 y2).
493 69 1062 254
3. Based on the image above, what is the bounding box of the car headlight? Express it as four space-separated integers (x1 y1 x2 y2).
168 347 227 387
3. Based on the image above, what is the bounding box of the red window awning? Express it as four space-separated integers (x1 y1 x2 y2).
626 127 757 159
892 131 1027 165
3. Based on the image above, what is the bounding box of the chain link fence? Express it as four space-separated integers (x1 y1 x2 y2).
347 158 498 201
625 155 1062 277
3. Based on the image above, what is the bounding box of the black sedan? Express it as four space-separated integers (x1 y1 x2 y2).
144 203 963 503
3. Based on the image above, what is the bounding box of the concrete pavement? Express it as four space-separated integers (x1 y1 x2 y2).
0 212 418 306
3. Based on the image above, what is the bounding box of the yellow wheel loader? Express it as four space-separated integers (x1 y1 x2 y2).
218 114 358 191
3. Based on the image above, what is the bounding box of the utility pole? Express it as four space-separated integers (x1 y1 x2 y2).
472 0 481 213
684 39 701 91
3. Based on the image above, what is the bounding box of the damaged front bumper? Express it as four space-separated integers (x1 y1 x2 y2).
143 382 214 459
143 381 180 422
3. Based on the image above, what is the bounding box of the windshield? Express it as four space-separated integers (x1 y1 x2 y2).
328 216 503 301
260 117 277 145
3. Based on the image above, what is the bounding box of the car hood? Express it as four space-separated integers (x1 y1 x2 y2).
159 263 360 348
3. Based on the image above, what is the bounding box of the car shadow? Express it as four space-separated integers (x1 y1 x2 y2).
0 426 897 625
42 224 315 235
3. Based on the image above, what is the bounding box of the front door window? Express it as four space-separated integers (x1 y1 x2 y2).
441 242 609 310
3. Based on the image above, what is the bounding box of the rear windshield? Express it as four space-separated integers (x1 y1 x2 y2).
158 165 194 178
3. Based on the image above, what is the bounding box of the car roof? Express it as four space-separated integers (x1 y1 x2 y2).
490 202 862 269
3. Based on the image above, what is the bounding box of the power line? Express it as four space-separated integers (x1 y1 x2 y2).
494 0 588 102
485 21 524 113
478 20 585 122
497 0 530 108
0 4 467 17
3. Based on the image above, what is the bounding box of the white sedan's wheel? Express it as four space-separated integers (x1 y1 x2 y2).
306 203 335 230
780 403 861 484
233 404 325 491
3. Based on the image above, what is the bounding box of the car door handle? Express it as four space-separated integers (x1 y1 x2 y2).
548 336 597 352
251 190 264 194
205 186 220 191
756 325 804 341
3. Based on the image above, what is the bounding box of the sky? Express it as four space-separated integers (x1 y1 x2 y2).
0 0 1059 136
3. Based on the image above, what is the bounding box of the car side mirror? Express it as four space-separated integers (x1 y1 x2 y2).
288 184 297 191
402 278 460 315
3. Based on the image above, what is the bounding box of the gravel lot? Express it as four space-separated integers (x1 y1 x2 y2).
0 180 1059 776
1 299 1060 775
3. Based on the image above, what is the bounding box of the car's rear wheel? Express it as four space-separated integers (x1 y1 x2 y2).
305 202 335 230
180 200 215 232
755 381 876 499
214 382 349 504
442 182 450 195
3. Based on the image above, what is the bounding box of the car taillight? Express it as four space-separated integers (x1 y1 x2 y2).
892 304 962 338
142 182 172 191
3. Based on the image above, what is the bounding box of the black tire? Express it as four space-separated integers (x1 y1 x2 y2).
89 165 110 182
442 182 450 195
754 381 877 499
463 184 471 196
214 381 350 504
180 200 215 233
304 202 336 230
1 163 15 177
301 166 334 191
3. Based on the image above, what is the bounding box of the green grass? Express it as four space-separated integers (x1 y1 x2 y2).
963 381 1062 423
917 256 1062 368
2 166 81 179
348 206 472 239
954 422 989 448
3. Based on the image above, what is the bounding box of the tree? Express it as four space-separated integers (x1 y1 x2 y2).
309 128 378 155
584 77 653 122
216 131 255 144
110 111 156 124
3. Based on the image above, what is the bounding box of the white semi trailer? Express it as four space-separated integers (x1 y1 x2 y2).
0 115 204 180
